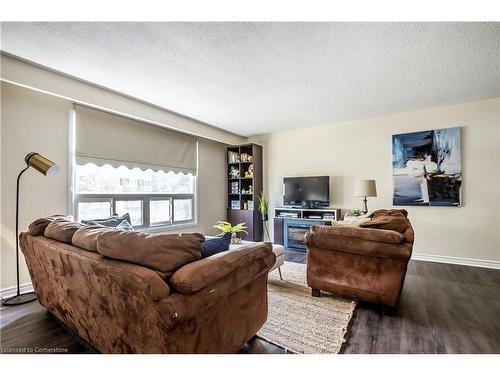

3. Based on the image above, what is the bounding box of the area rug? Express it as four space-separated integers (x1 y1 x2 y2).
257 261 356 354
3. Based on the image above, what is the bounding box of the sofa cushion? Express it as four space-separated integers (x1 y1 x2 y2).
72 225 117 252
44 218 84 244
28 215 68 236
97 231 204 275
359 209 410 234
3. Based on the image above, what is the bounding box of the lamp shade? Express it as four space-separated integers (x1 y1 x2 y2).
25 153 60 177
354 179 377 197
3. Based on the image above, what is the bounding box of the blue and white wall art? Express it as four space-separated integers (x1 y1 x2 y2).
392 127 462 207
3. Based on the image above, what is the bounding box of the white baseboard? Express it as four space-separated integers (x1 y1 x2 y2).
411 252 500 270
0 282 34 299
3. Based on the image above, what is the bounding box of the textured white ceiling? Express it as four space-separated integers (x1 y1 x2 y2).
1 22 499 136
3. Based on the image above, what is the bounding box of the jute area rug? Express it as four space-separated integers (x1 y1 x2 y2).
257 261 356 354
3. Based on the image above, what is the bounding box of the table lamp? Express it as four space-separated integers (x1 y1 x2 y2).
354 179 377 214
2 153 60 306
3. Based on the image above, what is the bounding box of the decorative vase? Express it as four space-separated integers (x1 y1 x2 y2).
231 233 242 245
261 213 268 221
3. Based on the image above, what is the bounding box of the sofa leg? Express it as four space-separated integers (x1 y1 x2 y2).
278 267 283 280
311 288 321 297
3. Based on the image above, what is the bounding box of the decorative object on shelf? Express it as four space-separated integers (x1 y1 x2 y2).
228 151 240 163
231 200 240 209
354 179 377 214
231 181 239 194
3 152 60 306
241 185 254 194
392 127 462 207
244 164 254 178
243 202 248 210
240 152 249 162
258 192 271 242
213 220 248 245
229 165 240 179
247 200 254 210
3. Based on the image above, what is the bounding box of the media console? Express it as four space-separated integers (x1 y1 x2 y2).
273 207 341 251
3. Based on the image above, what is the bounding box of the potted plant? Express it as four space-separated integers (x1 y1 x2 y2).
213 220 248 245
352 209 363 217
258 192 269 221
258 192 271 242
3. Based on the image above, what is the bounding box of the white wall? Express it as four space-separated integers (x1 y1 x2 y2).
250 98 500 263
1 82 227 291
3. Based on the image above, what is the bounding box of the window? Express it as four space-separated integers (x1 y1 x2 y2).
74 164 195 228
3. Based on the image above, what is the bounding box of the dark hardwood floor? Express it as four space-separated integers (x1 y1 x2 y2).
2 249 499 354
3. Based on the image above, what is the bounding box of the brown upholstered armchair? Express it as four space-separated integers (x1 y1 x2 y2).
305 214 414 307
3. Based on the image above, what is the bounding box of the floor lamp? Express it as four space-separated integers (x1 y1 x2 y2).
2 153 60 306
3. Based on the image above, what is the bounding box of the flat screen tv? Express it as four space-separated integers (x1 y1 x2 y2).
283 176 330 208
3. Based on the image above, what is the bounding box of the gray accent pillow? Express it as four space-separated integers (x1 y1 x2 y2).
115 219 134 231
82 213 131 228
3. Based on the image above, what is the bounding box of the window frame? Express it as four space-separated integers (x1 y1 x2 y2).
74 193 196 230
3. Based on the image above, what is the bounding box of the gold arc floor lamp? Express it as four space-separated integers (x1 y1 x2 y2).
2 153 60 306
354 179 377 214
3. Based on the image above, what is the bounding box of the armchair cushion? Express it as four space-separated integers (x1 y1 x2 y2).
170 242 274 295
97 231 204 275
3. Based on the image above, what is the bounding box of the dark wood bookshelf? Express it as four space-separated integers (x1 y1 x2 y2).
226 143 263 242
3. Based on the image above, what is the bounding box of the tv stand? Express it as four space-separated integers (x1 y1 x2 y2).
273 207 341 251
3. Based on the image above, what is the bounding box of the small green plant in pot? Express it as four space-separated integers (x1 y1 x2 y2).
258 192 269 221
258 192 271 242
352 209 363 217
213 220 248 244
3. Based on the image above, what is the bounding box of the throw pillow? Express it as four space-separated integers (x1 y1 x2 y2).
115 219 134 231
202 232 232 258
331 219 370 227
82 213 132 228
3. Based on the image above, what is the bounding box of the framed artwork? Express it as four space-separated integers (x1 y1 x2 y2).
392 127 462 207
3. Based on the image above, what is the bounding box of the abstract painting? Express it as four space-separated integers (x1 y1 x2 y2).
392 127 462 206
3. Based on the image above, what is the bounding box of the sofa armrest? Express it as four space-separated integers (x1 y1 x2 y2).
170 242 275 295
157 242 275 329
310 225 406 244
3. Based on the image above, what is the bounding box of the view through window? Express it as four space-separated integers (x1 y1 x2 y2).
74 164 195 228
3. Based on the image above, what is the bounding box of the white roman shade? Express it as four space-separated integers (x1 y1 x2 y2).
75 105 197 175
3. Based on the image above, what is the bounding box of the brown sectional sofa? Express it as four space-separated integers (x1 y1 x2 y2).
20 217 275 353
306 209 414 307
